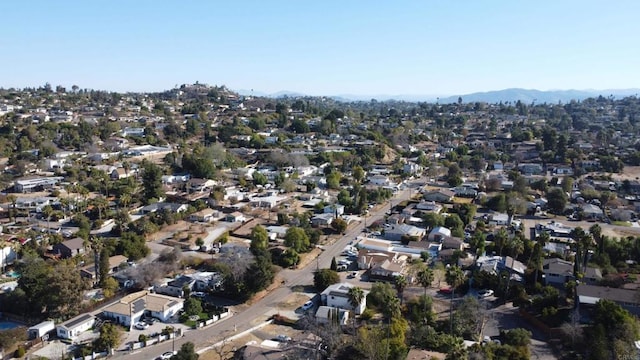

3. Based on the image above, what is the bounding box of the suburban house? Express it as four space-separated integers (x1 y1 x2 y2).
542 258 574 285
189 208 219 223
53 238 85 258
369 259 406 282
488 213 510 226
188 178 216 193
0 242 18 269
80 255 128 281
581 204 604 221
311 213 334 227
324 204 345 217
56 314 95 340
428 227 451 242
356 248 396 270
14 177 64 193
577 284 640 316
416 201 443 213
139 202 188 215
110 168 131 180
476 255 527 279
315 306 349 326
154 275 195 298
384 224 426 241
249 195 285 209
441 236 465 251
102 291 184 328
225 211 247 223
320 282 369 315
423 189 454 203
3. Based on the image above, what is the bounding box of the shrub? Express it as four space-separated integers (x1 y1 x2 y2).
14 347 25 358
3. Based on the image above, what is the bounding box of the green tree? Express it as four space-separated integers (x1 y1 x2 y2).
547 187 568 214
141 161 164 204
250 225 269 254
352 166 365 183
94 323 122 352
331 217 348 234
314 269 340 291
330 257 338 271
184 297 203 316
326 170 342 190
284 227 310 252
348 286 365 312
172 342 199 360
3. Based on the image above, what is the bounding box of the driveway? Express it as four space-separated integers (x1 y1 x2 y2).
485 303 558 360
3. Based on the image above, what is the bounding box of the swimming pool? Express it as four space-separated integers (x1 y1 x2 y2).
0 321 20 330
5 271 20 278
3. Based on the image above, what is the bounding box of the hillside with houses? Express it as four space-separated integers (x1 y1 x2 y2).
1 84 640 359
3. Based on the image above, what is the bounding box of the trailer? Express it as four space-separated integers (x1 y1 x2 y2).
28 320 55 340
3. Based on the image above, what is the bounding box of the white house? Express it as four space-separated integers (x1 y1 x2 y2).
384 224 426 241
489 213 510 226
324 204 345 217
56 314 95 340
320 283 369 315
102 291 184 329
369 175 392 186
0 244 18 270
28 320 55 340
315 306 349 325
428 227 451 242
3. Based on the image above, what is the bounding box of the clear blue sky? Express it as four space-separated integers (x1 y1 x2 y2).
1 0 639 96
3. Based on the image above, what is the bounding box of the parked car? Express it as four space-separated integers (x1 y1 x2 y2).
192 291 206 298
477 289 494 298
348 271 358 279
301 300 314 311
275 334 292 342
438 287 453 294
134 322 149 330
143 317 157 325
160 351 177 359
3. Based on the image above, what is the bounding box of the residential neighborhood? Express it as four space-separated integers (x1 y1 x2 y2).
0 83 640 360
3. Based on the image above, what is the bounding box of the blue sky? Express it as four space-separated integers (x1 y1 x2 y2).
1 0 639 96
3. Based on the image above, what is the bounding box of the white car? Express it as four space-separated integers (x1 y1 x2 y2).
160 351 177 359
192 292 206 298
134 322 149 330
477 289 494 298
301 300 314 311
275 334 292 342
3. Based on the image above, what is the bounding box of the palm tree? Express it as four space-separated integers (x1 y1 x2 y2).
91 196 109 221
445 265 465 335
347 286 365 333
41 205 54 232
589 223 603 255
394 275 408 305
119 193 132 210
417 266 434 299
6 194 16 222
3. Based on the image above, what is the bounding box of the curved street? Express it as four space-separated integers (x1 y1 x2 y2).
114 185 416 359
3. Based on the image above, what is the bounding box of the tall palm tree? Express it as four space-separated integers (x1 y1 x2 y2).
394 275 408 305
416 266 434 299
6 194 16 222
445 265 465 335
347 286 365 334
347 286 365 313
41 205 54 232
119 193 132 210
589 223 603 255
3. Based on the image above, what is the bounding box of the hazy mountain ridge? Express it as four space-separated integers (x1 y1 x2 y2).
235 88 640 104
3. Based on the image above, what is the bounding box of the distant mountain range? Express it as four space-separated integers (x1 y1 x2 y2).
235 87 640 104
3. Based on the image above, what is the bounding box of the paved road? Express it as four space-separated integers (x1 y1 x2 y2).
114 185 417 359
